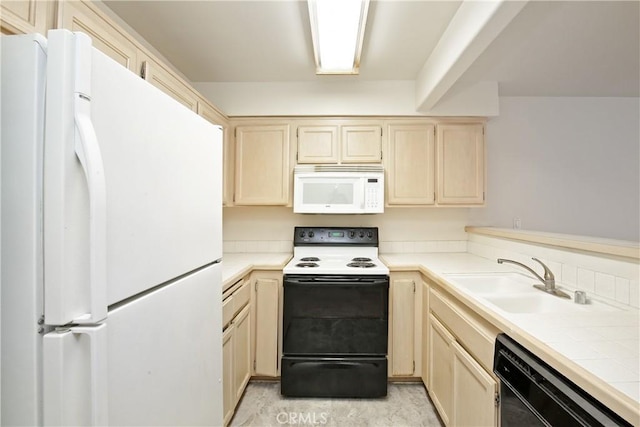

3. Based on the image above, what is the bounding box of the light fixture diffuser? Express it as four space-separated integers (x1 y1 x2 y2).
308 0 370 74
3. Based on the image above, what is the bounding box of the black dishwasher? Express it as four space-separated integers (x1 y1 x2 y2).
493 334 632 426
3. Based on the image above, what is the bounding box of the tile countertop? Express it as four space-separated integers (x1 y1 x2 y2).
381 252 640 425
221 253 292 291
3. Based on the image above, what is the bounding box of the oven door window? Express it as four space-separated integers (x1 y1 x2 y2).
283 277 388 356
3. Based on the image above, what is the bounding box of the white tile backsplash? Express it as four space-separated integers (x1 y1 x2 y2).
577 268 596 292
379 240 467 254
467 233 640 310
224 240 291 253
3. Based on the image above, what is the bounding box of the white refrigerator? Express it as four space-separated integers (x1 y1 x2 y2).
1 30 223 426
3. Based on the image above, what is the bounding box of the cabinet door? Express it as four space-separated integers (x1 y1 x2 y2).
233 305 251 402
140 53 198 112
253 276 280 377
452 341 498 427
222 326 234 426
59 0 138 72
297 125 339 163
421 280 430 388
341 125 382 163
428 314 454 426
390 278 415 376
436 123 485 205
386 124 435 205
235 125 290 205
1 0 52 35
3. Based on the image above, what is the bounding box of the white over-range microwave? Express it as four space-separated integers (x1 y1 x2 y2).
293 165 385 214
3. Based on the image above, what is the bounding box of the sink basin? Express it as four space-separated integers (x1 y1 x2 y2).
483 293 618 314
444 272 534 294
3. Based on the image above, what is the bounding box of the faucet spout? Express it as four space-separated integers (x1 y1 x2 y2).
497 257 570 299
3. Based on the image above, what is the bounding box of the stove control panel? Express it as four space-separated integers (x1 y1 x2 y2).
294 227 379 246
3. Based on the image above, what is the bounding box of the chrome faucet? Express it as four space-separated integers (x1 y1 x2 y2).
497 257 570 299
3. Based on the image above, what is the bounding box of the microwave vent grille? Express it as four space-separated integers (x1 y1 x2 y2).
294 165 384 174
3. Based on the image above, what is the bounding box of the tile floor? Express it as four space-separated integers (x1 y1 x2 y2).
230 381 444 427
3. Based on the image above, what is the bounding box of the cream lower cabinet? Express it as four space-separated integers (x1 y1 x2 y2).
389 272 422 378
234 124 291 206
427 285 499 427
251 271 282 377
451 340 497 427
436 123 485 205
421 279 430 388
428 314 454 425
222 278 251 425
385 123 436 205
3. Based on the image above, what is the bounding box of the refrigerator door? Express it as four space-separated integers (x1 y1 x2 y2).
43 263 223 426
44 30 222 325
1 33 48 427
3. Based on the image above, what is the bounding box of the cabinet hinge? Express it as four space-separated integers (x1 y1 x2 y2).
412 361 415 374
494 392 500 407
483 192 485 201
140 60 147 79
413 281 416 293
380 151 383 160
254 360 256 371
254 281 258 291
380 128 383 137
296 152 299 161
296 128 299 138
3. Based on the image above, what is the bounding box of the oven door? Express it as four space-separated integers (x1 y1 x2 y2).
282 275 389 356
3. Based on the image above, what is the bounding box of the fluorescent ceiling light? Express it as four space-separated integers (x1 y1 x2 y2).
308 0 370 74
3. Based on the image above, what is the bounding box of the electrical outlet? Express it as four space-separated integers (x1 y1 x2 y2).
513 217 522 229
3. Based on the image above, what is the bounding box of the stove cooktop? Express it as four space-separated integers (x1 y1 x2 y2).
284 227 389 276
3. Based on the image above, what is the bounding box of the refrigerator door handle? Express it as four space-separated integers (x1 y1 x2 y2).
43 324 109 426
72 32 108 324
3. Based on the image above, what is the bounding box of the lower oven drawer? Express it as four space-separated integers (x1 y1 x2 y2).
281 356 387 398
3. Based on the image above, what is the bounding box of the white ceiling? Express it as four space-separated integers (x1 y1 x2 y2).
104 0 639 97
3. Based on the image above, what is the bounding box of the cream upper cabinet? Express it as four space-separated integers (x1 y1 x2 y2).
297 125 339 164
436 123 485 205
59 0 138 72
341 125 383 163
140 52 198 112
295 122 382 164
385 123 436 205
1 0 54 35
251 271 282 377
234 124 291 206
452 341 498 427
389 272 422 378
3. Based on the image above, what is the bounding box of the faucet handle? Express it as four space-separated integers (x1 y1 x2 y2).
531 257 555 281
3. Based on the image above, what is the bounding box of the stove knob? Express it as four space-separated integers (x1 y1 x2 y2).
309 231 315 238
349 231 356 239
299 230 305 238
367 231 373 239
359 232 364 238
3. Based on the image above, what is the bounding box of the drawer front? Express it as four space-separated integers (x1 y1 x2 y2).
233 280 251 315
429 288 498 372
222 295 234 329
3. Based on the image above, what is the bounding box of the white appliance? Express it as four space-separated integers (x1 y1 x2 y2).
1 31 223 426
293 165 384 214
282 227 389 276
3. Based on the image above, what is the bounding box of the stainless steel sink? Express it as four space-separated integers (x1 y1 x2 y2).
483 293 617 314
